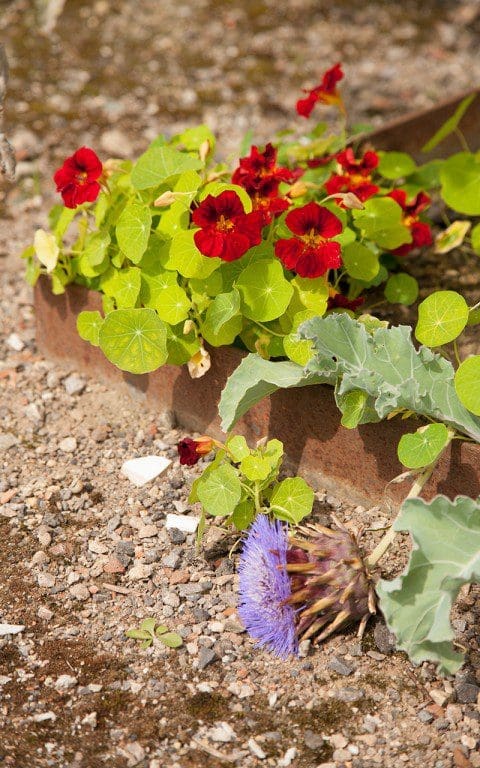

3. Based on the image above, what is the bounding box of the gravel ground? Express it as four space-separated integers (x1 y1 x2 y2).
1 1 480 766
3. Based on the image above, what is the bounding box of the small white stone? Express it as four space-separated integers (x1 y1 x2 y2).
69 583 90 601
81 711 97 728
37 606 54 621
278 747 297 767
0 676 12 685
88 540 109 555
54 674 78 691
59 437 77 453
207 722 237 743
121 455 172 487
268 692 278 708
63 374 86 396
429 688 449 707
165 513 200 534
248 738 266 759
0 623 25 636
32 711 57 723
6 333 25 351
37 573 56 588
138 525 158 539
128 564 153 581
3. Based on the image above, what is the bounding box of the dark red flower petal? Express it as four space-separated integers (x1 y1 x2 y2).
410 191 431 216
194 228 225 259
295 241 342 278
221 231 252 261
328 293 365 311
178 438 201 466
53 147 103 208
236 210 264 246
387 189 408 211
286 202 342 238
274 238 304 270
319 62 344 95
411 220 433 248
296 93 318 118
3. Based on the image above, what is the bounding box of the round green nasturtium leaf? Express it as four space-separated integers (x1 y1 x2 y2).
440 152 480 215
165 323 200 366
397 423 450 469
240 454 274 482
378 151 417 180
196 464 242 517
415 290 469 347
283 309 316 366
100 266 141 309
131 146 203 190
269 477 314 524
201 289 242 347
116 202 152 264
164 229 221 279
236 260 294 322
339 389 370 429
342 242 380 281
352 197 412 250
84 232 111 267
152 284 191 325
226 435 250 463
98 308 168 374
77 311 103 347
384 273 419 306
231 500 256 531
471 222 480 255
454 356 480 416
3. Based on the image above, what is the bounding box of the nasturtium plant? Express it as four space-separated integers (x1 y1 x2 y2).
415 290 469 347
27 66 479 379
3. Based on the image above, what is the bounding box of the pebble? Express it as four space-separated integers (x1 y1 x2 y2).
207 722 237 743
304 729 325 749
165 512 200 533
328 656 354 676
0 433 19 451
248 737 266 759
6 332 24 351
278 747 297 767
128 564 153 581
37 606 54 621
69 583 90 601
58 437 77 453
197 647 217 670
54 674 78 691
0 623 25 636
333 687 365 702
373 621 396 654
168 528 186 544
63 374 86 396
417 709 434 724
121 455 172 486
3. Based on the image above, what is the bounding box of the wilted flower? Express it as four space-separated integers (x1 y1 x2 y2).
238 515 375 657
53 147 103 208
274 201 342 278
387 189 433 256
192 190 263 261
177 436 215 466
296 63 344 118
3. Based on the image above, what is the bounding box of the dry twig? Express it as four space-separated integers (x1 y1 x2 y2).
0 44 15 181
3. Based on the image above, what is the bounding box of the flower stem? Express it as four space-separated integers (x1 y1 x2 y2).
365 428 455 568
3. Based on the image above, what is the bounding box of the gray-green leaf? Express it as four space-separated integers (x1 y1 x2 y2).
377 495 480 674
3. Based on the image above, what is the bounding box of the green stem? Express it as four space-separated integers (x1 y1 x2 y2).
254 482 262 514
453 339 462 367
454 127 470 153
365 428 455 568
252 320 285 338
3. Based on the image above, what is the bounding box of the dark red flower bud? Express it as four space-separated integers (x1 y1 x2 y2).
178 436 215 466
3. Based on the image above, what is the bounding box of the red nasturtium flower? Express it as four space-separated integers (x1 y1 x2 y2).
327 289 365 312
387 189 433 256
274 201 343 278
296 63 344 118
231 143 301 225
178 436 215 466
192 190 263 262
53 147 103 208
325 148 379 204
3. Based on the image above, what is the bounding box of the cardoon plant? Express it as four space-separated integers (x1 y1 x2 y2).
238 514 375 657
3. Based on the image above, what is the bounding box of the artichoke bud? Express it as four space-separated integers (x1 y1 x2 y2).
285 522 375 644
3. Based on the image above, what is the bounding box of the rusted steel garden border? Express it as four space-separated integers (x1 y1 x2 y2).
34 278 480 508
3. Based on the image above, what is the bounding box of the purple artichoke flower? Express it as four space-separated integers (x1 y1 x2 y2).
238 515 375 658
238 514 298 659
